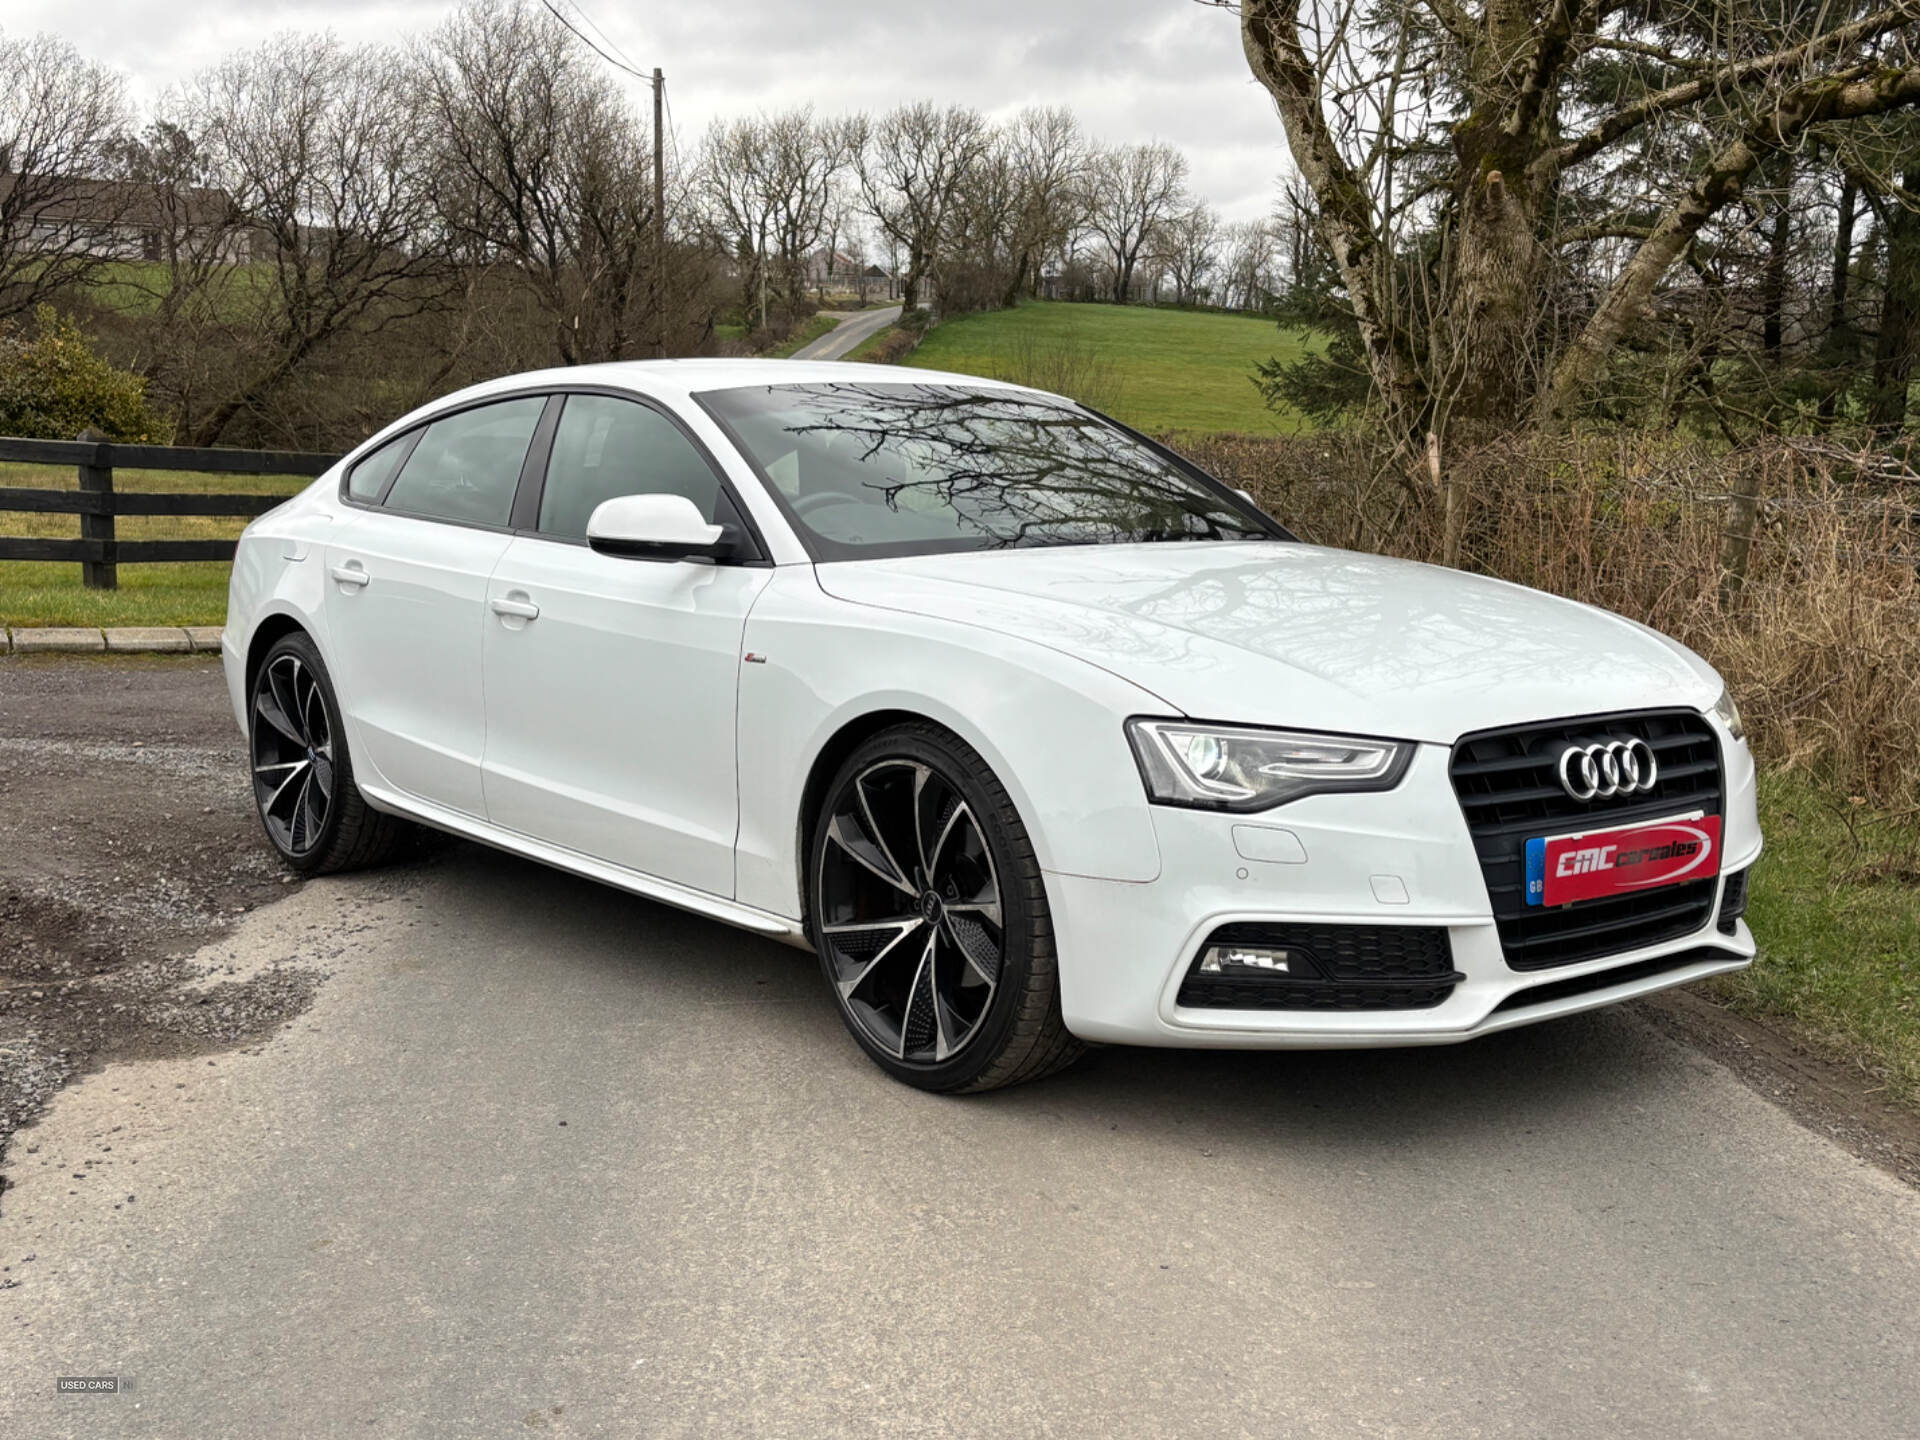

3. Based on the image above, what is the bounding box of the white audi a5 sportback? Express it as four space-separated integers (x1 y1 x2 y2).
225 360 1760 1091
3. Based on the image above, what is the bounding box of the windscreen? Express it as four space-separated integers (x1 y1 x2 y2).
698 382 1279 559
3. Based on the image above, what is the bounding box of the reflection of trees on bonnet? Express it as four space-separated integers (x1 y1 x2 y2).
718 383 1275 551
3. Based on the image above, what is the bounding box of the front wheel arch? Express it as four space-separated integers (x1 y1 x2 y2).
795 708 951 938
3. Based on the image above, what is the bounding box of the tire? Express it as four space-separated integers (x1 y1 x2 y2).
807 722 1085 1092
248 630 415 876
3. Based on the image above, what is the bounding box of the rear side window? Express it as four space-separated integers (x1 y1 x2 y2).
538 395 727 540
382 396 546 528
346 434 409 502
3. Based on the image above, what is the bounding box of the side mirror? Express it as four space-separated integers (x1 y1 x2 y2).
586 493 739 562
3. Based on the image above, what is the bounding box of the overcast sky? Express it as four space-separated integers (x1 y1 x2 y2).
8 0 1291 221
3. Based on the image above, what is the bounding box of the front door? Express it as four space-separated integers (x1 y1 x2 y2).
480 393 771 896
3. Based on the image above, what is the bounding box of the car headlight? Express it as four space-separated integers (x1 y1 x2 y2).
1125 718 1413 813
1710 686 1747 742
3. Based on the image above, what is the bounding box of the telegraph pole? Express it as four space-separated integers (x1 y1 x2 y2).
652 67 666 358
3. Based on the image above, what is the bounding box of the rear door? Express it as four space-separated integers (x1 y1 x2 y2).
324 394 553 817
480 391 771 896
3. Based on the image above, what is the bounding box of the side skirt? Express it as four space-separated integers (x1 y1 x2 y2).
358 781 810 946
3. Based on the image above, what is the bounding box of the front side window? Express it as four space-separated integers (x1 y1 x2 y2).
538 394 728 540
698 382 1277 560
382 396 546 528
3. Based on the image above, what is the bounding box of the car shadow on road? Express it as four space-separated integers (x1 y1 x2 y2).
431 841 1709 1168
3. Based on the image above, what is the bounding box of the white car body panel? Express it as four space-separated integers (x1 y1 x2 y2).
223 359 1762 1051
481 534 772 898
323 508 511 817
812 543 1722 741
732 565 1169 920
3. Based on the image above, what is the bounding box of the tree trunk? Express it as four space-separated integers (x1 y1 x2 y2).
1818 173 1858 424
1869 168 1920 435
1762 182 1791 365
901 254 922 314
1240 0 1428 439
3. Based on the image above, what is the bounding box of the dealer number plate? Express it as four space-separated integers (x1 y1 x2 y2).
1524 812 1722 908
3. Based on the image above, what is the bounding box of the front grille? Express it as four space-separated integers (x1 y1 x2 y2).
1449 710 1724 970
1176 922 1461 1011
1717 868 1750 935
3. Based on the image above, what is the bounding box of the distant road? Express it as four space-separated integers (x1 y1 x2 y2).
793 303 903 361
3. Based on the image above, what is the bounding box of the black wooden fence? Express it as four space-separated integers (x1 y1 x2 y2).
0 437 342 589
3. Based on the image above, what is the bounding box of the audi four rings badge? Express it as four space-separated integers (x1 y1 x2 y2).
1556 738 1659 801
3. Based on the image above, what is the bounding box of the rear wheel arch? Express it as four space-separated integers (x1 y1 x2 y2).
245 613 310 697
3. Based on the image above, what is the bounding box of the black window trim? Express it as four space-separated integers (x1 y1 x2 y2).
514 387 770 564
1077 403 1297 542
691 380 1293 564
335 382 771 564
337 385 553 537
347 426 426 508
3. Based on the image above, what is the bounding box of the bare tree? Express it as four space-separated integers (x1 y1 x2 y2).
181 34 449 444
697 109 854 329
1163 203 1223 305
419 0 661 366
1082 141 1190 303
106 118 246 439
853 102 995 312
1220 217 1281 310
0 31 131 322
1000 107 1089 306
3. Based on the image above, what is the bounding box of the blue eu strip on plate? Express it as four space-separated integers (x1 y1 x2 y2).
1524 836 1547 906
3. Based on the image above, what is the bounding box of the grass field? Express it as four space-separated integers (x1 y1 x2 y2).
901 302 1314 435
1717 775 1920 1108
0 462 309 628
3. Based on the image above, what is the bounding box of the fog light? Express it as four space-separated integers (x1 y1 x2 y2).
1198 945 1298 975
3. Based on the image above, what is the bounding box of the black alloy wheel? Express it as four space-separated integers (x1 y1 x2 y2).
251 649 335 858
810 723 1083 1092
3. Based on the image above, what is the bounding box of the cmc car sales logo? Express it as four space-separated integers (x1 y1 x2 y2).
1526 815 1722 907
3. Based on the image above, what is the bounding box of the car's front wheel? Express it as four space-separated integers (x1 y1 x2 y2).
248 631 414 875
808 723 1084 1092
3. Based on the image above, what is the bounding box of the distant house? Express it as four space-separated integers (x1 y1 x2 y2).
0 173 252 264
801 247 865 290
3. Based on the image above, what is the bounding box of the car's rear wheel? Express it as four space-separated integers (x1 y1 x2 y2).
808 723 1084 1092
249 631 414 875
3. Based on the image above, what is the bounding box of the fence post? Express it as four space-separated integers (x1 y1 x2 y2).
76 430 116 590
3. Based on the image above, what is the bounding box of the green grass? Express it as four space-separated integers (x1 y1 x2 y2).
1 462 309 628
1715 775 1920 1109
765 312 842 359
845 325 904 363
902 301 1314 435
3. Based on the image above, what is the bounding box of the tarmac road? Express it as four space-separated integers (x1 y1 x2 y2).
2 661 1918 1438
790 304 904 362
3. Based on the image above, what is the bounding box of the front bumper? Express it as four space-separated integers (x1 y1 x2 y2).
1047 742 1761 1048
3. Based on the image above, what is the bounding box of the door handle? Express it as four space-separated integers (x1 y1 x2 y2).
330 563 369 589
490 595 540 621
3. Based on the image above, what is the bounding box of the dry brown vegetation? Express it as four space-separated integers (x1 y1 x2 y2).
1181 431 1920 811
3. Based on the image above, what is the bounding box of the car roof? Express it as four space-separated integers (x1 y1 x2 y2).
428 358 1046 409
